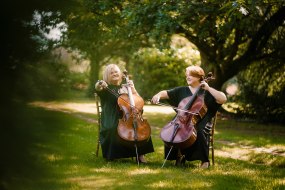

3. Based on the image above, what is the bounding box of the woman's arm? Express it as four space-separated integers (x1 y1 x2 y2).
200 81 227 104
151 90 169 104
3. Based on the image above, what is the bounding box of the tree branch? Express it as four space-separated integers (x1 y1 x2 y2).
226 5 285 79
243 6 285 62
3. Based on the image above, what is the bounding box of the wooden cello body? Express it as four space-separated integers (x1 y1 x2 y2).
160 73 213 150
117 71 151 147
160 92 207 149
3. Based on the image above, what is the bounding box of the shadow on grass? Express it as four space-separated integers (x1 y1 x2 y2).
0 102 94 190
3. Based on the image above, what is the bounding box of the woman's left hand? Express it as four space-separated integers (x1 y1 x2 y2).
127 80 135 88
200 81 210 91
119 80 137 94
128 80 138 94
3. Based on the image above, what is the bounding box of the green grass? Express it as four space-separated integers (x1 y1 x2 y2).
1 102 285 190
217 119 285 146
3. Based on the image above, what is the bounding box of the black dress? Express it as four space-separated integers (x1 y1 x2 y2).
96 84 154 160
164 86 221 162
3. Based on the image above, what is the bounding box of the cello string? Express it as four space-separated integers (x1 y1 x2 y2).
100 81 142 166
104 87 139 119
101 81 142 167
123 74 142 166
100 81 142 112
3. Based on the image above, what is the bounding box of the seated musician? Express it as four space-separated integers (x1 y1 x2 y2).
95 64 154 163
151 65 227 168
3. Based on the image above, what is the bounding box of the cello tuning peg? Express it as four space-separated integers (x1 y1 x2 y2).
207 72 215 80
123 70 128 75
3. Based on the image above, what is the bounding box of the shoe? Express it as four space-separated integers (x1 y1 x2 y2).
137 155 147 163
175 155 186 166
200 162 209 169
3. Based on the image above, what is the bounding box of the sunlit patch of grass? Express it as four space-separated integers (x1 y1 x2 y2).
248 152 285 167
91 166 121 174
216 146 252 160
67 176 117 189
215 120 285 147
144 112 175 128
148 180 170 188
44 153 64 162
128 168 160 175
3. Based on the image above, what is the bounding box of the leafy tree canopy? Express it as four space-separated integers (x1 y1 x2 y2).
85 0 284 89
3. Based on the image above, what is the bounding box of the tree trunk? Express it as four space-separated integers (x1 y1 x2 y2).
88 55 101 97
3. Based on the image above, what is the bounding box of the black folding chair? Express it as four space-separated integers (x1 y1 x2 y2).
94 93 102 157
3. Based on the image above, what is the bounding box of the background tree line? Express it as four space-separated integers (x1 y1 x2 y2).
2 0 285 124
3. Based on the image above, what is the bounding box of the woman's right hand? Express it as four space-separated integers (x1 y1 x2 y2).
151 94 161 104
95 80 108 91
151 90 169 104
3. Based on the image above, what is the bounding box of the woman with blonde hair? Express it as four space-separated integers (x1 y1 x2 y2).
152 65 227 168
95 64 154 163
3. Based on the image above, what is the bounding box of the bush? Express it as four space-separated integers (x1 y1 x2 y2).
14 58 72 101
130 48 189 100
234 60 285 124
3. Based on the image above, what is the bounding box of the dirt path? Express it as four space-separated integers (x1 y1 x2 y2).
29 101 175 114
29 101 285 159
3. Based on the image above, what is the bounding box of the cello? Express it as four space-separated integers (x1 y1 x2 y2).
117 71 151 147
160 73 215 151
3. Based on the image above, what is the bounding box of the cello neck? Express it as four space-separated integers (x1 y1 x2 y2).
185 87 201 110
123 71 136 109
184 72 215 109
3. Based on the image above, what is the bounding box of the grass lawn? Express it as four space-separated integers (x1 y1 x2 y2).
1 102 284 190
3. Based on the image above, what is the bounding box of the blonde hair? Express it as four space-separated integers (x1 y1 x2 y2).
103 64 122 84
186 65 205 80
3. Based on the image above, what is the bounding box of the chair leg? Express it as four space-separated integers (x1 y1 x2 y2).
210 112 217 166
211 143 214 166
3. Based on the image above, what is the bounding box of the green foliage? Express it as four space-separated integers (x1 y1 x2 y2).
233 59 285 123
4 0 285 124
87 0 285 88
2 0 80 103
65 0 285 124
14 54 73 101
64 0 141 96
131 48 189 99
